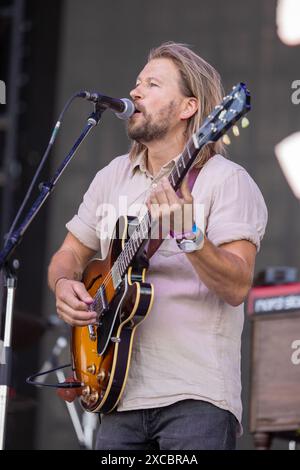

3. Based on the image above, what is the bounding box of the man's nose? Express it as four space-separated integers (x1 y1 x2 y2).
130 84 143 100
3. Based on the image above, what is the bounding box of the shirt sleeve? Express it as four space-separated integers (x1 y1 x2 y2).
66 171 102 251
206 169 268 251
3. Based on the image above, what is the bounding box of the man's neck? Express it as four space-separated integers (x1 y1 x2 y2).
145 132 186 177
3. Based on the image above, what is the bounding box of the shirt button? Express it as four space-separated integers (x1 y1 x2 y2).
151 182 157 188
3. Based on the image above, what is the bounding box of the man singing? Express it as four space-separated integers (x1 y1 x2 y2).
48 42 268 450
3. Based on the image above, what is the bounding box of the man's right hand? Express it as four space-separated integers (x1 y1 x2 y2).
55 279 97 326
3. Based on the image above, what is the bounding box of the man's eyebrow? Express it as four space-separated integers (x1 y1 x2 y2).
135 76 163 83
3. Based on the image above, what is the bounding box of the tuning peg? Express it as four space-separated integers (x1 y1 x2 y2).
241 117 250 128
222 134 231 145
232 125 240 137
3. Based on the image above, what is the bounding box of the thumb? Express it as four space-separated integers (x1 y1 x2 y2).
72 282 93 304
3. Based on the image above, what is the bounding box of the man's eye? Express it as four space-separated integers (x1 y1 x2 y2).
150 82 158 87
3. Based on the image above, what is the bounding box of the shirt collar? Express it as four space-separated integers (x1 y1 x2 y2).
129 151 182 179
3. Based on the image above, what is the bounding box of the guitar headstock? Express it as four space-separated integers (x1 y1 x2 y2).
195 82 251 146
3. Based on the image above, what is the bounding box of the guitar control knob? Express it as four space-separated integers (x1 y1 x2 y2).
82 385 91 397
97 370 106 383
90 391 99 403
87 364 96 374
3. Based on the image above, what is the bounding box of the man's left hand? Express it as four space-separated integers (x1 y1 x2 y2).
146 176 194 237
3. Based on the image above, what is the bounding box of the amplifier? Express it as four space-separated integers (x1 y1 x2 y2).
247 283 300 449
247 282 300 315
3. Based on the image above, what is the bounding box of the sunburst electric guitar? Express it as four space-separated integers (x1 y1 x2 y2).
71 82 251 413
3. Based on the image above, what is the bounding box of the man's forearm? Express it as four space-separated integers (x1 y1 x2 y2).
48 248 83 292
186 238 253 306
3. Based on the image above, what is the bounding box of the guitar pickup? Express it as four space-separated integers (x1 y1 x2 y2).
99 285 109 311
88 324 97 341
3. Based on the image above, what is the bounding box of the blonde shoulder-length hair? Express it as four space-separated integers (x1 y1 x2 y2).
129 41 226 169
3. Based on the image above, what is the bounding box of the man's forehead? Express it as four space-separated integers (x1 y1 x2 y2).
137 58 179 82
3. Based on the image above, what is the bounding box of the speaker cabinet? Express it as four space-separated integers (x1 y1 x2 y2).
248 284 300 449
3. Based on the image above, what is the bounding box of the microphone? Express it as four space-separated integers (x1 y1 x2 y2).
78 91 135 119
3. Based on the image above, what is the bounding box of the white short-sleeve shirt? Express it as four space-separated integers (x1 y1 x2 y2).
66 153 268 424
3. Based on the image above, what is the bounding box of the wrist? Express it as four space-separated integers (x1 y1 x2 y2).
176 225 205 253
171 222 198 240
54 276 69 293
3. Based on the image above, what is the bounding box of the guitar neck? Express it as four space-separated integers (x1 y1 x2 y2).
167 135 200 191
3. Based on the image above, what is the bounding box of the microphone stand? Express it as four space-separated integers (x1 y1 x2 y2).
0 102 106 449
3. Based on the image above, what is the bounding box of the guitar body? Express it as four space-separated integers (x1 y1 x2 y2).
71 215 154 413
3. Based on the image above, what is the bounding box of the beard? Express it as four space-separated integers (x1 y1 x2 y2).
127 101 176 143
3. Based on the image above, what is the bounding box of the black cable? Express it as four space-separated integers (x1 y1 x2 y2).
26 363 83 388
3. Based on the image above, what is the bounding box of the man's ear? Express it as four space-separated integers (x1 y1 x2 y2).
180 97 198 121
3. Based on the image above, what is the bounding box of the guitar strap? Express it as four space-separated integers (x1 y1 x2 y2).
147 166 201 259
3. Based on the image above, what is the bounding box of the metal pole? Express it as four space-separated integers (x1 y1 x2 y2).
0 275 17 449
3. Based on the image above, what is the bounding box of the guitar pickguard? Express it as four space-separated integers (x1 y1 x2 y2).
97 275 129 356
